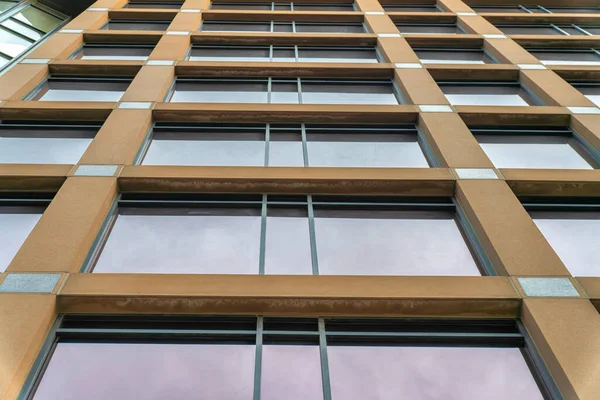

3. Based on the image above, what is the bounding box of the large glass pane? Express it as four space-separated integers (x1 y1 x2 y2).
13 6 63 32
416 49 494 64
307 134 428 167
546 7 600 13
442 85 537 106
576 85 600 106
32 343 256 400
201 21 271 32
0 1 17 12
264 210 312 275
0 211 41 272
294 4 354 11
470 6 525 12
295 23 364 33
189 46 271 62
301 81 398 104
314 210 480 275
396 24 459 34
0 27 33 57
268 132 304 166
142 131 266 166
34 80 128 102
171 81 268 103
126 2 183 9
383 4 438 11
74 46 153 60
106 21 170 30
328 346 544 399
498 25 563 35
298 47 378 63
0 137 92 164
210 2 273 10
93 210 261 273
476 135 596 169
271 81 299 104
1 19 43 40
582 26 600 35
261 345 323 400
531 50 600 66
531 211 600 277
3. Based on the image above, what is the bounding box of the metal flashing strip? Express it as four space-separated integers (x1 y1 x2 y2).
517 278 580 297
0 273 61 293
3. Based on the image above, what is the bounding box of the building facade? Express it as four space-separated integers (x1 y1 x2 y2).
0 0 599 398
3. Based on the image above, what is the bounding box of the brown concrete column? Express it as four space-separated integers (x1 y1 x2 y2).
459 15 504 35
90 0 127 8
149 35 191 61
437 0 474 13
378 37 420 63
419 112 494 168
62 11 108 30
120 66 175 102
355 0 385 12
571 114 600 152
0 65 48 101
522 299 600 400
456 180 571 276
7 177 118 273
169 11 202 31
26 34 83 60
0 294 57 400
484 38 540 64
365 14 399 35
182 0 210 9
79 109 152 165
395 69 449 105
520 70 597 107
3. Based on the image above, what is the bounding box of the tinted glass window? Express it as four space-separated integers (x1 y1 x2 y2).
72 45 153 60
201 21 271 31
470 6 525 12
13 5 62 32
383 4 438 11
125 1 183 8
531 211 600 276
33 343 256 399
189 46 271 61
441 84 538 106
298 47 377 63
94 208 262 273
574 85 600 107
29 79 130 102
105 21 171 30
530 50 600 65
0 26 32 57
328 347 544 399
295 23 364 33
416 49 494 64
301 81 398 104
0 124 96 164
171 80 269 103
314 209 480 275
396 24 460 34
497 25 563 35
474 133 597 169
0 209 41 272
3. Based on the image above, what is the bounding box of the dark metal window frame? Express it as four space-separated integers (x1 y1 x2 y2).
209 2 357 11
412 47 500 64
68 42 156 59
165 77 404 104
382 3 441 12
437 80 546 106
124 0 184 8
0 0 70 73
134 122 431 166
18 314 562 400
101 19 173 31
497 23 600 36
23 76 134 101
198 20 368 33
187 44 383 63
395 22 466 34
81 193 493 276
469 125 600 168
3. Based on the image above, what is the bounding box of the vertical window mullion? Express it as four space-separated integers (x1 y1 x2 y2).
264 123 270 166
574 24 593 36
538 5 552 13
253 317 264 400
294 45 299 62
270 20 274 32
307 194 320 275
258 194 268 275
292 21 296 33
301 123 309 167
267 77 272 103
551 24 569 35
297 77 302 104
318 318 332 400
290 2 294 11
518 5 532 13
269 44 274 61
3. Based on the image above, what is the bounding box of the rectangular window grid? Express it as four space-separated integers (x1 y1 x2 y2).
83 194 489 276
199 20 366 33
210 2 356 11
21 315 560 400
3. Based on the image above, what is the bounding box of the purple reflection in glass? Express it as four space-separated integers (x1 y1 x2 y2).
261 345 323 400
327 346 544 400
33 343 255 400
